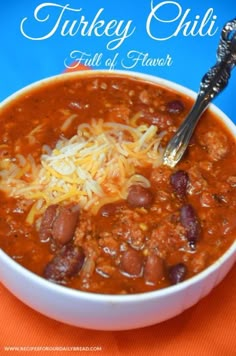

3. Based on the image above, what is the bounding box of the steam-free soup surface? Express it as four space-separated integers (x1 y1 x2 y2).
0 73 235 294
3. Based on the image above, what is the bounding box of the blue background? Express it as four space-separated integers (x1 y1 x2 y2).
0 0 236 122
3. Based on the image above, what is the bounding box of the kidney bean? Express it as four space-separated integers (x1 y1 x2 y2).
120 248 143 277
39 204 80 245
169 263 187 284
144 254 165 285
127 185 154 209
167 100 184 114
44 244 85 282
180 204 201 246
52 205 80 245
39 204 58 242
170 170 189 198
99 202 124 217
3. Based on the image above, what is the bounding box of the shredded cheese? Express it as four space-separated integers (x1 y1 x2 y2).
0 119 165 220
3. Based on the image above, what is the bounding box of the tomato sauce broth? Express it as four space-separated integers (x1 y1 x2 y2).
0 73 235 294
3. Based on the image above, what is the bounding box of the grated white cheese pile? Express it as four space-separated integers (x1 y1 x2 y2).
0 119 165 223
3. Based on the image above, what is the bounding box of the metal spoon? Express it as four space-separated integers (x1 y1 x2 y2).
163 18 236 168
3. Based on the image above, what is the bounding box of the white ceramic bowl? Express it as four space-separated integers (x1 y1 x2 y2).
0 70 235 331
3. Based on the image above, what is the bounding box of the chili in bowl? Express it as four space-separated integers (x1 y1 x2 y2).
0 70 235 330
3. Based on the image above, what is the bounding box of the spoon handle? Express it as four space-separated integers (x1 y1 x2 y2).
163 18 236 168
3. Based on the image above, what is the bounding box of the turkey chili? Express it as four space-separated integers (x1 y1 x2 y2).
0 73 235 294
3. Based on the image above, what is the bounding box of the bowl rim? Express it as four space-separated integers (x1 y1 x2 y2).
0 69 235 303
1 240 235 303
2 68 236 134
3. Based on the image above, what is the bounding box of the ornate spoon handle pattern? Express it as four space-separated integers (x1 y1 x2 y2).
163 18 236 168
